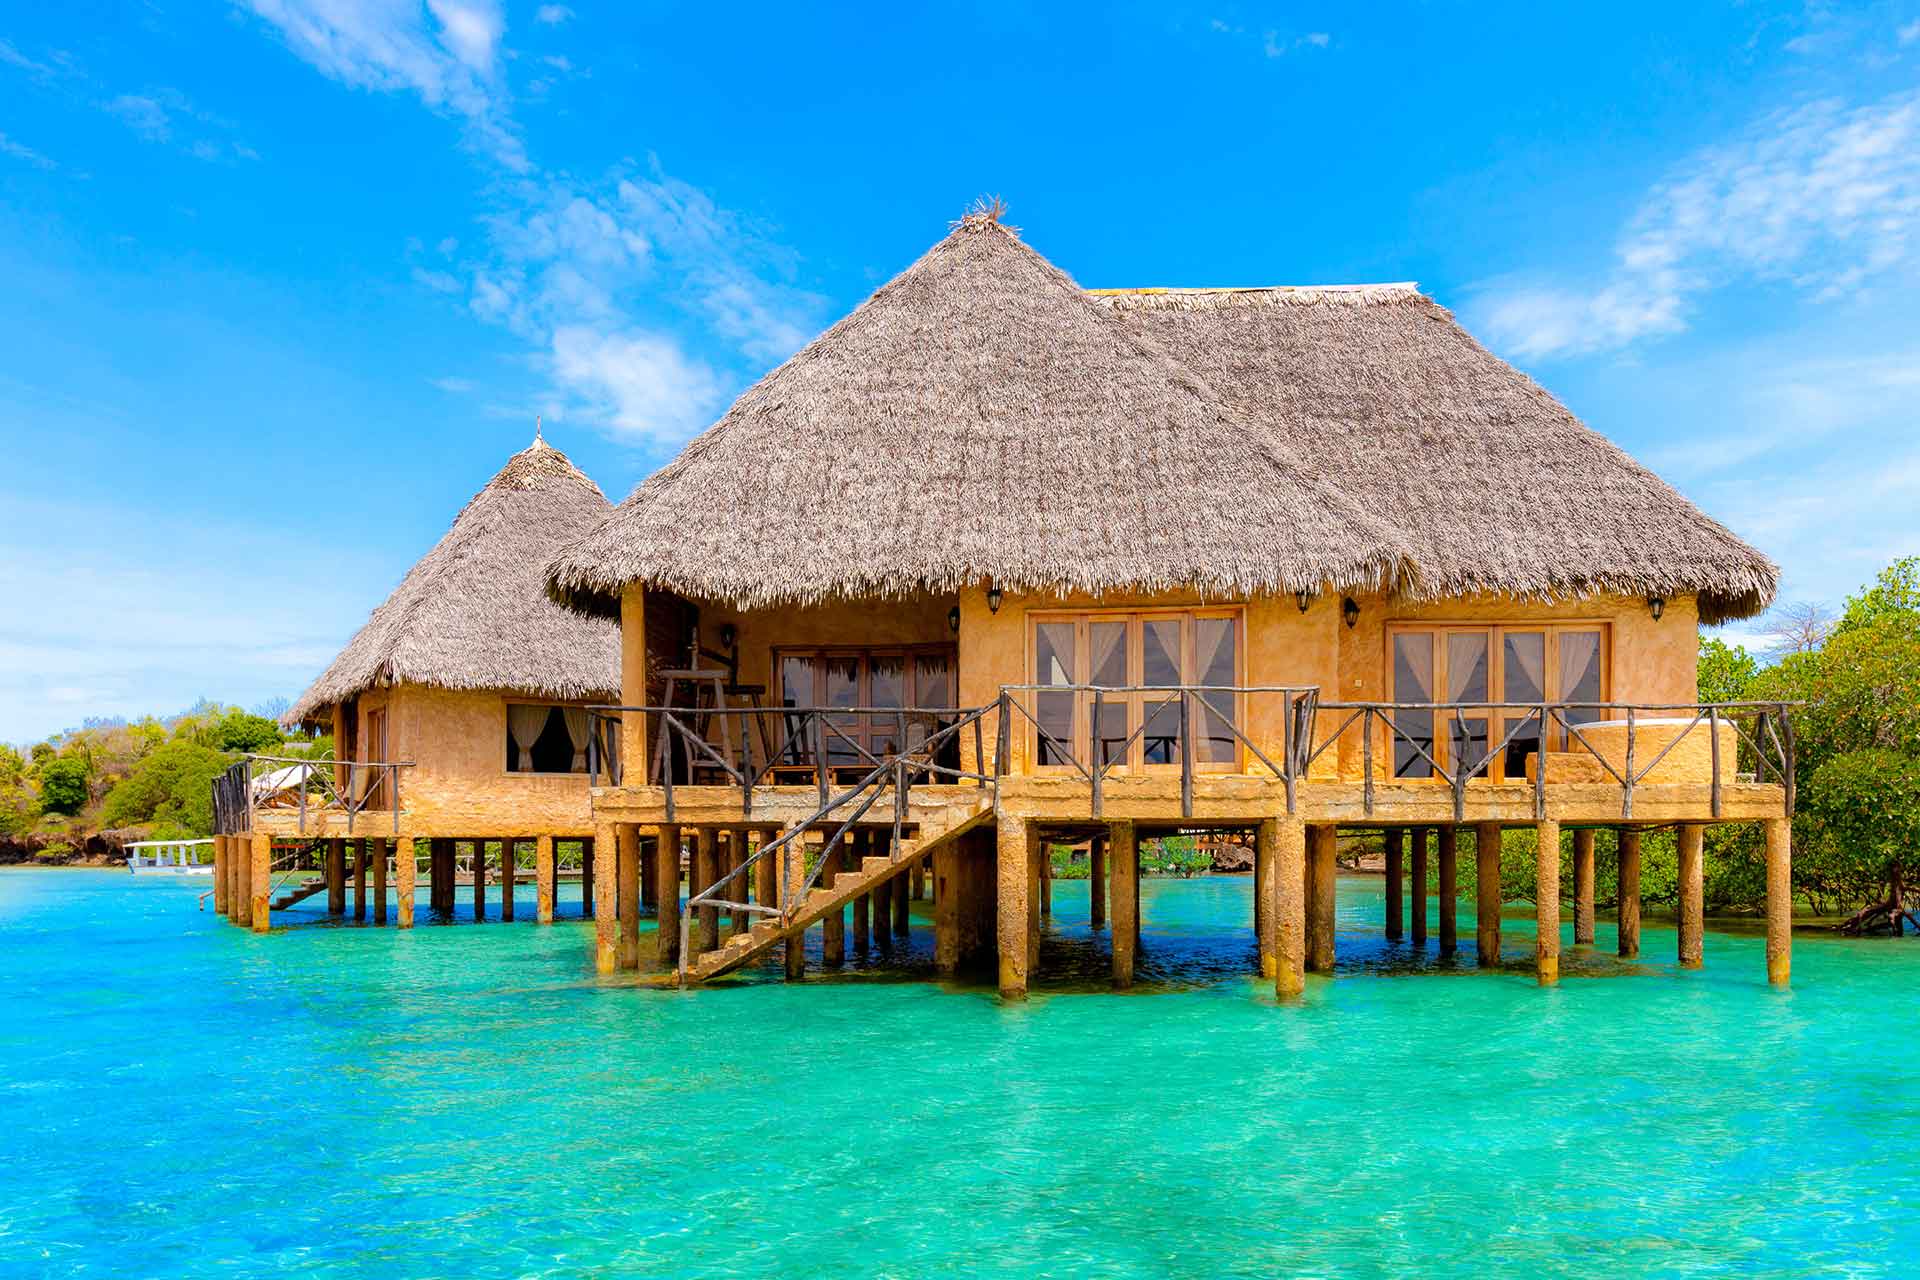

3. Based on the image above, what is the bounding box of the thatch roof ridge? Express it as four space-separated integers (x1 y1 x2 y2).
549 214 1415 613
1096 285 1778 623
288 436 620 725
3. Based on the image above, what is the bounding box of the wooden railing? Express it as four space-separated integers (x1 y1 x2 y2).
1305 700 1798 821
213 754 416 837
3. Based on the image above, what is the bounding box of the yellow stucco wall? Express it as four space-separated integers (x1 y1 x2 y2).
342 683 598 834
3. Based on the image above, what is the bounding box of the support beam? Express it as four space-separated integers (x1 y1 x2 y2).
913 853 927 902
1409 826 1428 947
326 838 346 916
593 823 617 973
1765 817 1792 986
213 835 230 917
1255 819 1277 978
1109 821 1138 988
1384 827 1403 941
756 828 778 923
933 838 961 975
1617 830 1642 960
1274 816 1306 999
1089 835 1106 930
892 854 911 939
640 829 659 916
851 829 871 953
1305 824 1336 973
1437 826 1458 956
727 829 750 940
655 825 682 968
232 834 253 928
580 838 595 921
694 826 720 956
998 817 1036 999
783 826 806 981
372 837 389 925
1037 842 1051 918
395 836 414 929
250 832 271 933
618 824 642 970
1572 829 1596 945
351 838 367 921
821 835 844 966
536 835 555 924
1534 819 1561 986
1678 823 1705 969
472 838 486 922
1474 823 1501 967
501 839 517 923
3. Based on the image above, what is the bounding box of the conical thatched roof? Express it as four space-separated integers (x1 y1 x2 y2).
547 212 1413 613
288 436 619 725
1093 286 1777 624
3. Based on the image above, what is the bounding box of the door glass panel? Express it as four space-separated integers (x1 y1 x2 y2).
1089 622 1129 767
1140 619 1182 763
1034 622 1077 766
824 655 860 764
1194 617 1238 764
1392 632 1434 778
778 655 815 766
1502 631 1546 779
1446 632 1490 778
868 654 905 755
913 652 953 707
1557 632 1603 739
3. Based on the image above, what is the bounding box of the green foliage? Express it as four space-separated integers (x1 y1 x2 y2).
1047 844 1088 879
1837 556 1920 634
1798 749 1920 914
98 740 231 836
34 841 77 862
1697 637 1760 703
36 757 89 816
1141 835 1211 877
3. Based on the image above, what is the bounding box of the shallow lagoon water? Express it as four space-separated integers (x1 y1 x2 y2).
2 868 1916 1277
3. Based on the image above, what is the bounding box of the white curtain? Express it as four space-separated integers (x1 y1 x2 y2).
508 705 550 772
561 707 592 773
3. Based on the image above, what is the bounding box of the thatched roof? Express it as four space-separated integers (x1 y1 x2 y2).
547 212 1413 613
288 435 619 725
1094 286 1777 624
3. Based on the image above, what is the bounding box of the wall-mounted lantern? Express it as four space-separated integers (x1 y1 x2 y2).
718 622 737 651
948 606 961 634
1647 596 1666 622
1342 596 1360 629
987 584 1003 614
1296 590 1313 613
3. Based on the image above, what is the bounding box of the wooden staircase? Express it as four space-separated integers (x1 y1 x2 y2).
272 878 327 911
681 797 992 984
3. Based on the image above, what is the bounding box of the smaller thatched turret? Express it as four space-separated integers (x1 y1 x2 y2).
547 206 1414 613
288 433 619 725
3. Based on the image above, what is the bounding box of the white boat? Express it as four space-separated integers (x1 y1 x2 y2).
126 839 216 876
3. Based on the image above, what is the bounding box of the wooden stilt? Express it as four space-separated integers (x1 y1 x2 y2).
1089 835 1106 930
1573 828 1596 945
1617 829 1642 959
912 854 927 901
213 835 230 917
892 854 911 939
1038 842 1051 918
821 836 844 966
1437 826 1458 956
395 836 415 929
1384 827 1403 941
326 838 346 916
694 826 720 956
373 836 389 925
755 828 777 921
535 834 554 924
727 829 750 940
501 839 517 923
1765 817 1791 986
1026 829 1041 974
593 823 618 973
1678 823 1704 968
1409 826 1428 946
232 835 253 928
1274 816 1307 998
654 825 681 968
851 829 872 953
618 824 642 969
580 837 595 920
1474 823 1501 966
1255 819 1277 977
1535 819 1561 986
640 829 659 915
250 832 271 933
351 838 367 921
933 838 961 974
998 817 1036 999
782 826 806 981
1306 825 1336 973
1110 820 1138 988
472 838 486 922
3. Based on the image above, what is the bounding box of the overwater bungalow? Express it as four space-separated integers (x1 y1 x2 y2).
218 207 1797 998
212 433 623 929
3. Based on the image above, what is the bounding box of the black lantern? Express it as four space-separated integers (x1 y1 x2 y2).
1296 590 1313 613
987 584 1003 614
948 606 961 634
1648 596 1666 622
718 622 737 651
1342 596 1360 629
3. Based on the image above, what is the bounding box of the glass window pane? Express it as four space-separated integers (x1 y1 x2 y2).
825 656 860 764
913 652 953 707
1034 623 1076 765
1446 633 1489 702
779 655 813 708
1558 632 1603 720
1392 633 1434 778
777 654 814 766
1089 622 1127 686
1141 618 1180 687
1194 618 1237 763
868 655 905 755
1502 632 1546 777
1142 691 1181 764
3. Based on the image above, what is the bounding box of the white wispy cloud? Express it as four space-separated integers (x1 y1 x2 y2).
242 1 821 449
1471 88 1920 359
429 375 474 393
0 129 56 170
1901 19 1920 44
1209 19 1331 57
535 5 573 24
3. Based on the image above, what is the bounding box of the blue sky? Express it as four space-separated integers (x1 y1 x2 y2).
3 1 1918 743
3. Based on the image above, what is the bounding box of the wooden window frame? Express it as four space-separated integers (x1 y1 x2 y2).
502 699 596 778
1384 620 1611 782
1026 607 1247 774
771 644 960 764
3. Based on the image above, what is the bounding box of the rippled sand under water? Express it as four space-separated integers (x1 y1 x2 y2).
2 868 1916 1277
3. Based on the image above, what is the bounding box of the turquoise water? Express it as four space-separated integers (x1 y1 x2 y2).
3 869 1917 1278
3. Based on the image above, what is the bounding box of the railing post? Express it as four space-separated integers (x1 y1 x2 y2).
1622 706 1637 821
1361 709 1375 816
972 714 985 788
1451 715 1468 823
297 760 306 835
815 714 830 809
1281 692 1296 815
1091 687 1104 818
1179 691 1194 821
1534 705 1547 820
1709 705 1723 819
996 691 1011 778
1781 706 1797 814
